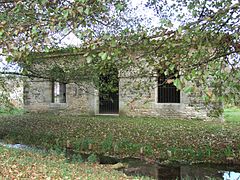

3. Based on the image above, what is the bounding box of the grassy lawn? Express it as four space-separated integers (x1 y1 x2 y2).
0 145 136 179
224 107 240 123
0 108 240 165
0 108 25 116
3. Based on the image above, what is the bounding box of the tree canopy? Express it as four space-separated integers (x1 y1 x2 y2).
0 0 239 114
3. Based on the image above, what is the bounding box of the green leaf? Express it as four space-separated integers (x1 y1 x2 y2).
177 26 183 34
116 3 124 11
40 0 48 4
169 64 175 71
91 45 96 50
6 56 13 63
110 40 117 47
99 52 108 60
63 10 69 19
78 7 84 14
173 79 181 89
0 30 4 38
32 26 37 34
84 8 90 15
183 86 193 94
86 56 92 63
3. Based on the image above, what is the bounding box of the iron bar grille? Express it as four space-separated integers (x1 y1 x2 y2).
99 92 119 114
158 74 180 103
99 71 119 114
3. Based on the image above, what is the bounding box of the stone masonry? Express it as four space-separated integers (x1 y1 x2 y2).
24 75 208 120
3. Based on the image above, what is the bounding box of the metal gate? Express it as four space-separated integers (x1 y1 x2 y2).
99 91 119 114
99 72 119 114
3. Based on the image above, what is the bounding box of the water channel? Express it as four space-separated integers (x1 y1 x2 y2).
1 141 240 180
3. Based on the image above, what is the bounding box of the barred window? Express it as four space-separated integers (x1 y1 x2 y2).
52 82 66 103
157 73 180 103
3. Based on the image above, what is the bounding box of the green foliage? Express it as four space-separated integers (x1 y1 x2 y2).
195 149 204 161
224 145 234 157
145 0 240 110
183 86 194 94
80 138 94 151
71 154 84 163
173 79 182 90
0 0 128 55
73 140 82 151
117 139 142 156
101 134 113 152
143 145 154 156
99 52 108 61
205 145 213 159
87 153 98 163
0 0 239 113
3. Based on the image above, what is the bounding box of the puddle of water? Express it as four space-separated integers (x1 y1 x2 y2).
67 153 240 180
0 141 46 153
1 141 240 180
66 149 240 180
121 162 240 180
223 171 240 180
1 143 29 149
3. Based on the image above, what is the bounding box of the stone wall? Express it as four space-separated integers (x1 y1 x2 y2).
24 79 95 115
24 79 52 111
119 76 208 120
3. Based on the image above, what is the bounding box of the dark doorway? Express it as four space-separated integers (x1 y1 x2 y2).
99 70 119 114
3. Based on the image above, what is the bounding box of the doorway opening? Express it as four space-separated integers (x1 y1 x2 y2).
99 69 119 114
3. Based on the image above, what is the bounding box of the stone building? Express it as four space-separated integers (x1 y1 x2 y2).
23 51 209 120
